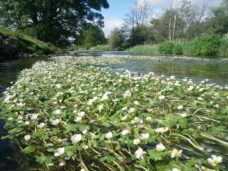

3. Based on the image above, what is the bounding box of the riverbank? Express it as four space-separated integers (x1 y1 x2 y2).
0 28 58 60
81 34 228 57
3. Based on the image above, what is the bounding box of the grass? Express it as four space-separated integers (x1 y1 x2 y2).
127 45 159 54
89 44 111 51
0 27 58 55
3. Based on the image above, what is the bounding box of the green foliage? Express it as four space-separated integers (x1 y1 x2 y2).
0 27 57 56
89 44 111 51
173 43 183 55
128 45 159 54
191 34 221 56
218 35 228 56
0 0 109 47
108 28 125 50
158 41 174 54
80 25 106 49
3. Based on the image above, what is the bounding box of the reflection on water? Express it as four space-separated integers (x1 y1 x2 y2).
109 60 228 85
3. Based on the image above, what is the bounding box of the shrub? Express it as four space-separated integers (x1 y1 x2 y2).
172 44 183 55
191 34 221 56
158 42 174 54
218 35 228 56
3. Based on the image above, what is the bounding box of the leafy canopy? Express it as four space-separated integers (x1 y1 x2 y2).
0 0 109 47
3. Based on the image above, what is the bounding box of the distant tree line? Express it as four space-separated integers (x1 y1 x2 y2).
108 0 228 51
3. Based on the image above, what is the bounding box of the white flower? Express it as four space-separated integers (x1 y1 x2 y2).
78 111 85 117
123 90 131 98
121 130 130 135
128 108 135 113
122 115 128 120
59 161 65 166
207 155 223 167
54 147 65 157
56 84 62 88
159 95 165 100
187 86 194 91
197 97 204 101
71 134 82 143
172 168 181 171
135 147 146 159
8 117 13 121
155 127 169 133
31 114 38 120
105 132 113 139
74 116 82 122
82 130 87 134
37 122 45 128
177 105 183 110
53 110 61 114
140 133 149 140
24 135 31 141
171 149 182 158
51 119 61 125
133 139 140 145
133 101 140 105
98 104 104 111
156 143 166 152
18 116 23 120
101 93 109 101
24 121 30 125
82 145 89 149
146 117 152 121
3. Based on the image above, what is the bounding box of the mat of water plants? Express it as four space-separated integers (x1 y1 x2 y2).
0 56 227 171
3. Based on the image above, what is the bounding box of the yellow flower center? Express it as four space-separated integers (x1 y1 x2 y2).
175 151 180 156
212 160 218 164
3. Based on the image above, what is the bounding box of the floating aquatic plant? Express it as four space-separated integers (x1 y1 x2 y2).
0 56 227 170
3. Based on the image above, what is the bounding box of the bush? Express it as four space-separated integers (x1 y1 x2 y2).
172 44 183 55
218 35 228 56
158 42 174 54
191 34 221 56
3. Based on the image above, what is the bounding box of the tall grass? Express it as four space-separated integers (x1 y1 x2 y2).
218 35 228 57
127 45 159 54
89 44 111 51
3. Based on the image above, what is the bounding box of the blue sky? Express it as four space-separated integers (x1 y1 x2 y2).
101 0 223 37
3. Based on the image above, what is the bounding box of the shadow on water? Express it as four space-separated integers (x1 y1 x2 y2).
0 57 48 171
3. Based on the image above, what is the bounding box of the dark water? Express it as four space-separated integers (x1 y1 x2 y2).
0 52 227 170
0 57 48 171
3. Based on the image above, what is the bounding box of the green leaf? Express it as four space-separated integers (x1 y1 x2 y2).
22 146 36 153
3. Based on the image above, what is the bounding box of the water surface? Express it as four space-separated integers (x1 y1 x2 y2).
0 51 227 170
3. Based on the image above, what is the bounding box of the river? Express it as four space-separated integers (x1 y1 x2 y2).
0 51 227 170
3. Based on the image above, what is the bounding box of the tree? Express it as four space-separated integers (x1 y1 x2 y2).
80 25 106 49
0 0 109 47
108 28 125 50
124 0 153 46
205 0 228 35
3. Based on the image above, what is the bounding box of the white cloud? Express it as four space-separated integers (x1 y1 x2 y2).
137 0 222 8
103 18 124 37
